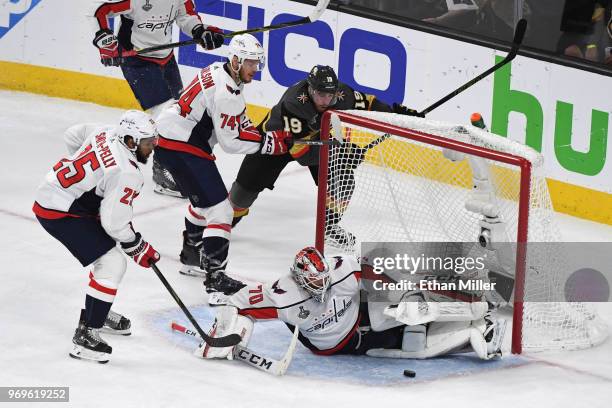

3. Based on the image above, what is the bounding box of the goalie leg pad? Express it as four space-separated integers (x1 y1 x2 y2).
437 301 488 322
195 306 253 359
368 301 406 332
424 300 488 322
367 321 472 359
382 295 488 327
423 320 472 357
384 292 440 326
469 314 507 360
401 324 426 352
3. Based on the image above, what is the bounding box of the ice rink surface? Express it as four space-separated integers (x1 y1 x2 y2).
1 91 611 407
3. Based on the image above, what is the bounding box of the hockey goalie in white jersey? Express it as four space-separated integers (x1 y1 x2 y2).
197 247 506 361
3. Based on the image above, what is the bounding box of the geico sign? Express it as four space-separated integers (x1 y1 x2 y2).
178 1 406 103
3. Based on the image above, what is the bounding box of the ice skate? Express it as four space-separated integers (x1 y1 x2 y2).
100 310 131 336
179 231 207 278
204 270 246 296
69 323 112 364
153 157 185 198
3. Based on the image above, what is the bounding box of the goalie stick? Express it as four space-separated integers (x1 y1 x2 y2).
171 321 300 376
151 264 242 348
123 0 330 56
417 18 528 116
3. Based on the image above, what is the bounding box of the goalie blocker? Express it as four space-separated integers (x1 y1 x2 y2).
195 248 506 366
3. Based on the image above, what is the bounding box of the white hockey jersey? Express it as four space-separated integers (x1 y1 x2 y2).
228 255 362 354
155 62 263 158
33 124 143 244
91 0 202 60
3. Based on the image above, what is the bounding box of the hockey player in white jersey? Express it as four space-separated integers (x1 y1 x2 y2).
91 0 225 197
154 34 292 295
197 247 506 360
33 110 160 363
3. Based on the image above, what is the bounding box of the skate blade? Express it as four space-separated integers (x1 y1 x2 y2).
153 185 186 198
69 345 110 364
179 265 207 278
100 327 131 336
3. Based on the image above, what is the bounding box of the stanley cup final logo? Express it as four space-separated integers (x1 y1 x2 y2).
142 0 153 11
298 306 310 319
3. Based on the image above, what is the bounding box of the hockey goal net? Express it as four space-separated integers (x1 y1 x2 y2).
315 110 607 354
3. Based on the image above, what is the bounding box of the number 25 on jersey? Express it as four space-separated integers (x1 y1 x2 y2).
53 145 100 188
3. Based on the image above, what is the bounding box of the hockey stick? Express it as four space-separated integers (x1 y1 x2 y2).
171 321 300 376
417 18 527 116
124 0 330 56
295 132 391 149
151 264 242 347
295 112 392 147
294 139 341 146
360 132 391 151
293 111 345 145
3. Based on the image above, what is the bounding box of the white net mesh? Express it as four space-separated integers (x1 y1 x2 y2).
321 110 607 352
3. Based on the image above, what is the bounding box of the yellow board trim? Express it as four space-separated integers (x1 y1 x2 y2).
0 60 271 121
366 137 612 225
547 179 612 225
1 60 610 225
0 60 141 109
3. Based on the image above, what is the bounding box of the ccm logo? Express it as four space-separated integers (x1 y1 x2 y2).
236 349 273 370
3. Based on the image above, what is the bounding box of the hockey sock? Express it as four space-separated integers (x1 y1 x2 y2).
202 237 229 271
84 295 112 329
185 218 205 242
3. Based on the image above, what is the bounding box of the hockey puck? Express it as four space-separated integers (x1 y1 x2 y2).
403 369 416 378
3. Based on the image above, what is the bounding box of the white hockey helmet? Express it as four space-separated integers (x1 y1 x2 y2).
116 110 159 151
291 247 331 302
227 34 266 72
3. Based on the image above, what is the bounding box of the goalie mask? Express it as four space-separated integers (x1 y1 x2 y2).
291 247 331 302
307 65 338 112
116 110 159 164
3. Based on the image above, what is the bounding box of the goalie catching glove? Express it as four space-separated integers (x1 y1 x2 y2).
195 305 253 359
120 232 160 268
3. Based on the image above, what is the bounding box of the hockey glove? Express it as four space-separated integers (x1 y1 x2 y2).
121 232 160 268
192 25 224 50
393 103 425 118
260 130 293 155
93 29 122 66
